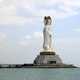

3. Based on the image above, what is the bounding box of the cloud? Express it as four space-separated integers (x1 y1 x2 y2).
55 38 80 48
17 0 80 18
0 32 6 41
33 32 43 38
0 0 16 25
73 28 80 32
0 32 7 48
25 35 32 39
0 0 16 16
0 0 35 25
18 32 43 47
18 35 32 46
0 0 80 25
0 16 35 25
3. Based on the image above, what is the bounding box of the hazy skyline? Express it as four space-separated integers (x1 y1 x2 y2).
0 0 80 66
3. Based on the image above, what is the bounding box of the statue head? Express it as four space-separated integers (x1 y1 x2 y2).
44 16 52 25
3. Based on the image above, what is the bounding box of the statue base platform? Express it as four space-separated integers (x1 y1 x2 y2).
34 51 63 65
40 51 55 55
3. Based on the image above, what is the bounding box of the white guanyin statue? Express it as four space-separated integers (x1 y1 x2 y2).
43 16 53 51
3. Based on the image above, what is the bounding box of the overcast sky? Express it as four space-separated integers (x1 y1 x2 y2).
0 0 80 66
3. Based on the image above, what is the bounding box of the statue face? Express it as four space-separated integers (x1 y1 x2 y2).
44 16 52 25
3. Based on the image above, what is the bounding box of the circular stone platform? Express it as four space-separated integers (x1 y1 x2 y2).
34 51 63 65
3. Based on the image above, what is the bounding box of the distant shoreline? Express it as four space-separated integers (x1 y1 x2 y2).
0 64 77 68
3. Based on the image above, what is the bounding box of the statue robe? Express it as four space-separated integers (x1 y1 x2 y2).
43 25 52 50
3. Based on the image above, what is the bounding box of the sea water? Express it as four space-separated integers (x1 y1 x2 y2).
0 68 80 80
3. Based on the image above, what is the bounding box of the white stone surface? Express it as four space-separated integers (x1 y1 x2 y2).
43 18 52 51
